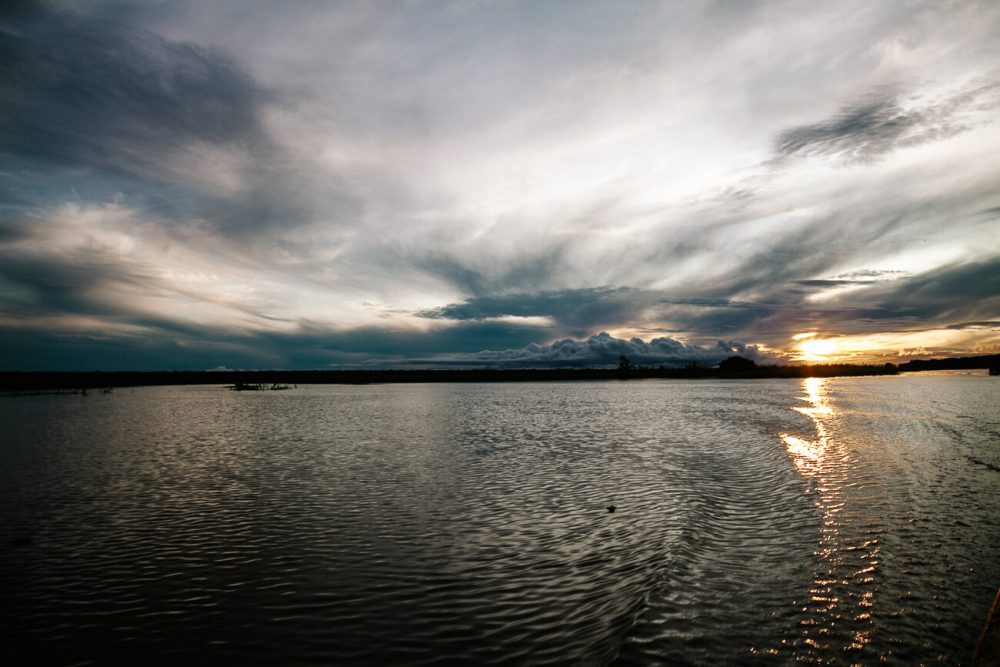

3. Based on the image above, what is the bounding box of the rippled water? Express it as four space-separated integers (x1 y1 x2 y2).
1 376 998 665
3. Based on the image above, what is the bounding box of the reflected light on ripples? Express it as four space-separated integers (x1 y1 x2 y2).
779 377 831 475
777 377 880 660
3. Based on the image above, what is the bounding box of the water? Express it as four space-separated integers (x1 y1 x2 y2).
1 376 997 665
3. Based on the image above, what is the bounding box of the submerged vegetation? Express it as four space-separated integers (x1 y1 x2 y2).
229 382 294 391
1 387 113 397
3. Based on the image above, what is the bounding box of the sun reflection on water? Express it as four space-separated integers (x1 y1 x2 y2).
777 377 880 661
781 377 831 475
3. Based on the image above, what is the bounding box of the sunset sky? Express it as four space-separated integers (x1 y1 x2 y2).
2 0 999 370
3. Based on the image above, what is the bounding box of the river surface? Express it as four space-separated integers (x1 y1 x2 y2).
1 375 998 665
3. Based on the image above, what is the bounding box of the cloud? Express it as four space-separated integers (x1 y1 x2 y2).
796 269 909 288
447 331 771 368
947 321 1000 331
753 259 1000 342
0 5 364 239
774 83 999 164
0 7 271 177
2 2 1000 368
0 314 558 370
416 287 652 331
870 258 1000 321
415 288 814 344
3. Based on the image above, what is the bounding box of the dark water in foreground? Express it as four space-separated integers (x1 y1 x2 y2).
1 375 998 665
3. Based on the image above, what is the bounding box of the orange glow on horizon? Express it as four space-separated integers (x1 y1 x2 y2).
786 327 1000 364
795 337 839 362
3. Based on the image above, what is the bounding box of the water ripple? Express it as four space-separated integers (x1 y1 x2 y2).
0 378 997 664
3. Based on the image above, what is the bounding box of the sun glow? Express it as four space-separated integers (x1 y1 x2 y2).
785 328 1000 364
796 337 839 362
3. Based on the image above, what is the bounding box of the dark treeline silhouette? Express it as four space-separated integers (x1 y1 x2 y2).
0 361 874 391
3 353 997 392
717 355 759 373
897 353 1000 373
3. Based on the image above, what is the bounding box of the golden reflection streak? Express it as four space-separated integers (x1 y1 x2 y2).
777 377 877 659
780 377 830 476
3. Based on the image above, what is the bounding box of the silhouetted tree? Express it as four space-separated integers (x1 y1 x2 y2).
618 355 632 372
718 355 757 372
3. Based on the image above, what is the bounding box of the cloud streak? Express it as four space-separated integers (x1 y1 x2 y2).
774 83 1000 165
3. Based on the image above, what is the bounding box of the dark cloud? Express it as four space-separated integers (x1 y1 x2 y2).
642 198 915 316
0 318 557 371
0 4 366 242
456 331 771 368
0 325 281 372
411 256 493 297
416 287 650 330
0 310 773 371
0 252 114 316
776 94 918 162
412 268 946 344
660 297 759 308
0 8 271 175
0 0 39 21
947 321 1000 331
775 83 998 164
760 259 1000 338
0 216 30 244
416 289 796 341
869 258 1000 321
412 242 572 298
796 270 908 288
280 320 552 361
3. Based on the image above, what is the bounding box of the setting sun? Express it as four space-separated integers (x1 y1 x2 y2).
796 337 839 362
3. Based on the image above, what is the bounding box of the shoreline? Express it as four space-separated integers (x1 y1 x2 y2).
0 365 904 392
2 354 998 392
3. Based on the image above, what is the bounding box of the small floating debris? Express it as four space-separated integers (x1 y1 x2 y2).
607 505 616 513
228 382 293 391
967 456 1000 473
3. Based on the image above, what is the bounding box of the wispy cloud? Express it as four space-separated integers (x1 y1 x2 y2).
774 83 999 165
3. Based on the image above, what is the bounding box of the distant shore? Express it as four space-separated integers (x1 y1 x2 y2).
2 354 998 392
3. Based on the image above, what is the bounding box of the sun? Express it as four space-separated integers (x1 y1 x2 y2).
796 337 839 362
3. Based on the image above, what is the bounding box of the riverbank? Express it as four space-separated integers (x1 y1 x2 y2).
4 353 999 392
0 364 897 391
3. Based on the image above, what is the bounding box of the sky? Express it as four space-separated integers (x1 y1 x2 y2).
1 0 999 370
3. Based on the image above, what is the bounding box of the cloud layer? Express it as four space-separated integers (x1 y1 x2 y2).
1 1 999 369
458 332 770 369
